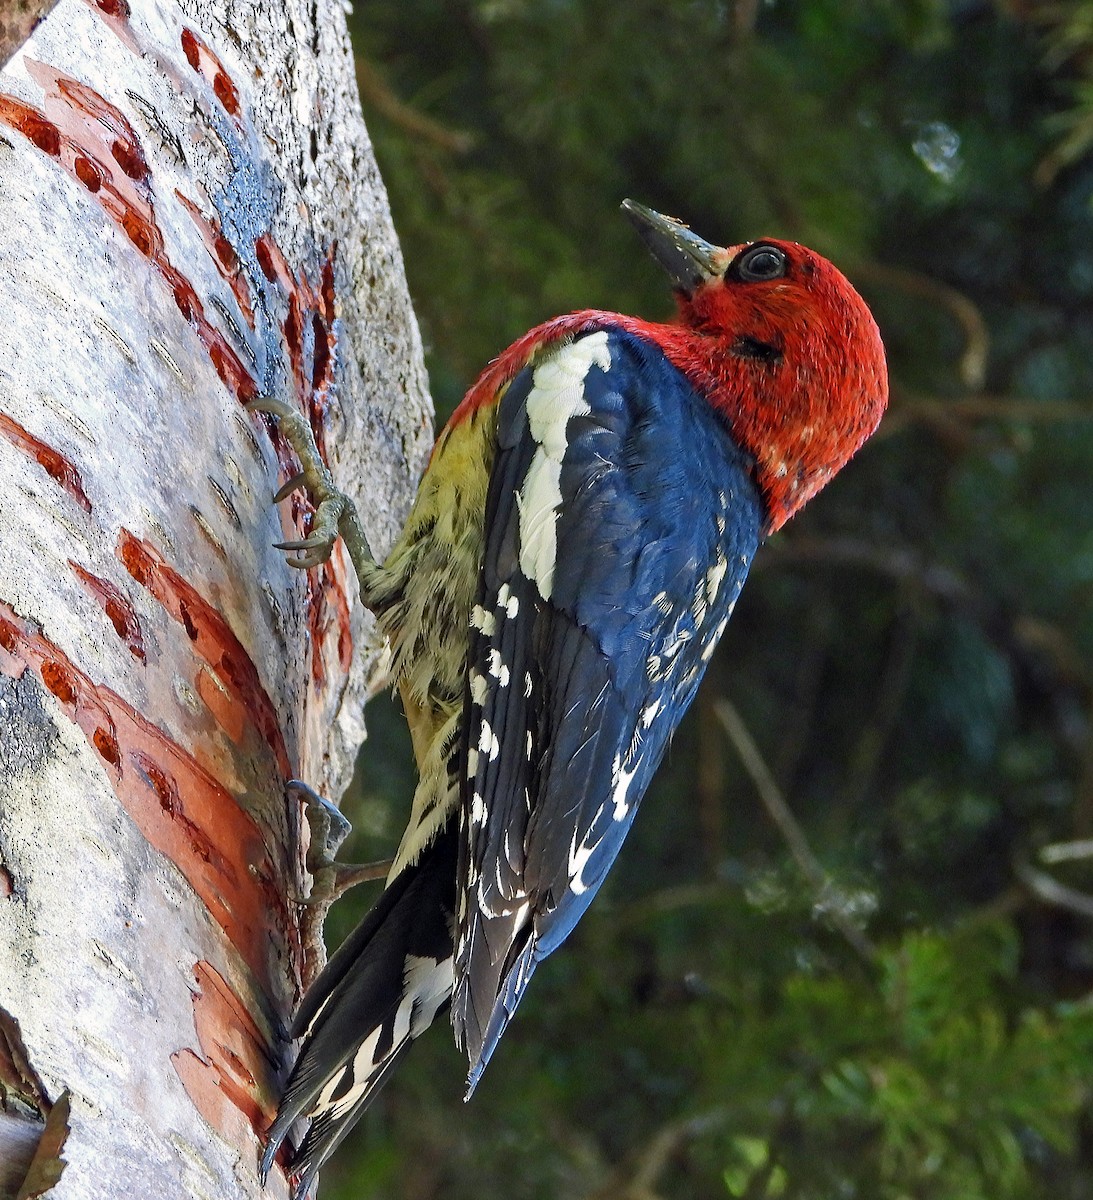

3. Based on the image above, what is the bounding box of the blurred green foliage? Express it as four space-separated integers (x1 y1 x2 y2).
324 1 1093 1196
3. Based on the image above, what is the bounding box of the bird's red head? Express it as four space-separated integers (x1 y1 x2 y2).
623 201 888 533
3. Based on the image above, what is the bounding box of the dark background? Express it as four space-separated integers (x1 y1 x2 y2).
323 3 1093 1196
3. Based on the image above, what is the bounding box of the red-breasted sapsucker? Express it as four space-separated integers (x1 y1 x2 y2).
258 201 888 1198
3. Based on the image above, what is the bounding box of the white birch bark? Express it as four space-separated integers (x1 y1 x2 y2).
0 0 431 1196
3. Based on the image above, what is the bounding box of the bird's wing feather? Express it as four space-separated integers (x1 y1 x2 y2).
452 327 763 1083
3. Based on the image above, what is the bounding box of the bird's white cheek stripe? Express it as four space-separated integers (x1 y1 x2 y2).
517 332 612 599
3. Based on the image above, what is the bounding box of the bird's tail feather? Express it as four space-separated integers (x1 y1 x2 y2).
455 918 541 1097
262 824 458 1197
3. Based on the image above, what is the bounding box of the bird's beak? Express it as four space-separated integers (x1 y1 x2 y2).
621 199 724 295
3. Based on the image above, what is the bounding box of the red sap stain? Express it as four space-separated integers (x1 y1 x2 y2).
45 66 152 185
0 601 299 993
110 135 146 181
311 310 331 391
254 233 294 290
196 665 246 744
175 190 255 328
319 253 336 323
132 750 228 874
172 960 279 1142
257 240 338 443
170 274 197 320
0 104 62 156
179 26 241 120
0 63 259 406
41 659 77 705
306 558 354 691
70 561 146 661
180 26 201 70
213 73 238 116
254 236 352 687
212 234 234 269
116 530 291 779
93 724 121 767
78 0 139 53
0 413 91 512
73 155 102 191
3 62 351 694
284 292 302 362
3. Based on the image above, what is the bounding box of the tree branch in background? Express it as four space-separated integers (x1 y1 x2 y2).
732 0 761 41
1070 692 1093 837
1027 0 1093 186
842 598 922 819
1041 838 1093 864
356 55 475 154
763 535 1091 694
714 699 878 964
584 1110 730 1200
882 385 1093 442
1015 858 1093 921
758 536 974 607
853 260 989 389
773 598 835 791
696 685 729 877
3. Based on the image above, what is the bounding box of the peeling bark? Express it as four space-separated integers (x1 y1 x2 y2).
0 1007 49 1196
0 1 431 1197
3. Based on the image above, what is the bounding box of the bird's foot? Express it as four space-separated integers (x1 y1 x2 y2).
287 779 352 871
286 780 392 904
324 859 393 901
247 396 379 594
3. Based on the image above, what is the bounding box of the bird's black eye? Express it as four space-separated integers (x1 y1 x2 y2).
728 243 788 283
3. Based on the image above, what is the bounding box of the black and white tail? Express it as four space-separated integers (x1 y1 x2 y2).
261 824 458 1200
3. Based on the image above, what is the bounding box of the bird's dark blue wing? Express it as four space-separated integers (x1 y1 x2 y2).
451 327 764 1087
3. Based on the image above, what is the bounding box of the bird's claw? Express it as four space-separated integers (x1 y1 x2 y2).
250 394 379 600
273 471 306 504
246 394 296 421
285 780 391 906
249 394 352 573
274 493 346 568
274 536 331 553
287 778 352 871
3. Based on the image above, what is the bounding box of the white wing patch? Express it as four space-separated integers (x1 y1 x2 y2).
402 953 454 1036
568 833 599 896
478 720 500 761
611 757 640 821
706 554 728 605
308 953 454 1121
310 1027 383 1119
516 332 612 599
471 604 496 636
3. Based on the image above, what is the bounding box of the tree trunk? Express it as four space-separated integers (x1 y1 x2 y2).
0 1 431 1196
